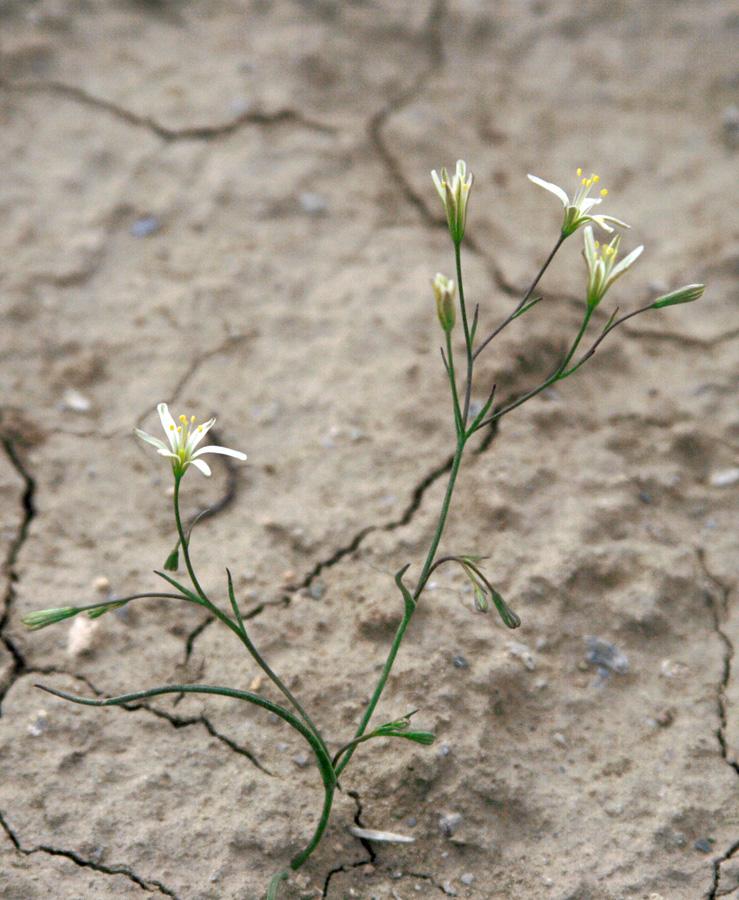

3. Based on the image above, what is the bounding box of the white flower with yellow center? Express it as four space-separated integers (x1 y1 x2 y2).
528 168 629 237
135 403 247 478
431 160 474 244
582 225 643 309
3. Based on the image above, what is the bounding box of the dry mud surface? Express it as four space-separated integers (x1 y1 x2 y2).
1 2 739 899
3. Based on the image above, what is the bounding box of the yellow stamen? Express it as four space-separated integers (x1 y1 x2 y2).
190 416 195 424
169 424 175 431
593 175 599 183
577 168 582 176
197 426 203 433
180 415 187 423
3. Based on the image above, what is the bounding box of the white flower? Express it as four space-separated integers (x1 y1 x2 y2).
431 160 474 243
582 225 643 309
528 168 629 236
135 403 247 478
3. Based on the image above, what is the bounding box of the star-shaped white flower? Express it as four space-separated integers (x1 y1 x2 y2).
528 169 629 237
582 225 643 309
135 403 247 478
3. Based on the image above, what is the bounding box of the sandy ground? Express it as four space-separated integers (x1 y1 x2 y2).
1 2 739 899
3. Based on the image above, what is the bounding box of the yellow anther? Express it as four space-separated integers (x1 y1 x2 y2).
169 424 175 431
197 426 203 433
593 175 599 183
600 189 608 196
190 416 195 424
577 168 582 176
180 415 187 423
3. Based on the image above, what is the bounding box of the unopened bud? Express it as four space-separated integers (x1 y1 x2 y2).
164 546 180 571
651 284 706 308
432 273 456 333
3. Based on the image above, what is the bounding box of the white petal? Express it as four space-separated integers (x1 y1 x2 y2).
527 174 569 207
579 197 601 214
157 403 179 451
186 417 216 452
595 214 630 230
193 446 247 461
608 245 644 281
431 170 445 202
189 458 212 476
134 429 170 453
156 448 179 460
583 225 597 260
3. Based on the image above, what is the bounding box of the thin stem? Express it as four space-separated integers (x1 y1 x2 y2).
290 781 335 869
563 301 653 376
414 438 466 599
454 241 474 426
472 307 594 432
226 572 330 760
334 600 415 779
445 330 463 436
37 681 338 873
473 234 565 363
173 475 208 602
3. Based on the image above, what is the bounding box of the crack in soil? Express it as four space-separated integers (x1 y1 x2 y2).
0 807 181 898
0 78 335 142
319 789 373 898
698 549 738 900
0 436 36 708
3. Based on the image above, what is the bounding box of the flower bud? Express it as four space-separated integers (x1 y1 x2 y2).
651 284 706 308
432 273 456 333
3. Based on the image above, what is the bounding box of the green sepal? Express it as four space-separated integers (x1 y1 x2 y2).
490 587 521 629
87 600 128 619
163 547 180 571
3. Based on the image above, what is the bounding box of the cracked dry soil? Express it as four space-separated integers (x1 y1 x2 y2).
1 2 739 899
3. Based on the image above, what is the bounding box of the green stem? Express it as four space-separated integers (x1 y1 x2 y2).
473 233 565 363
454 241 474 427
445 330 463 436
173 475 209 602
335 438 467 779
472 307 594 432
37 681 338 874
289 780 335 869
413 437 466 599
171 483 330 761
226 572 330 761
334 600 415 779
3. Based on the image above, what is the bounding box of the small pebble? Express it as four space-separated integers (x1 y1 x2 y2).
67 616 99 657
584 636 628 674
695 837 713 853
507 640 536 670
709 468 739 487
299 192 328 216
93 576 111 593
661 659 689 679
62 388 91 412
292 752 310 768
460 873 475 885
28 709 48 737
308 582 326 600
129 214 161 237
439 812 462 836
452 654 469 668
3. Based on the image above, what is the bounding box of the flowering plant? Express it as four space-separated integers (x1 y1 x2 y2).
23 162 704 898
